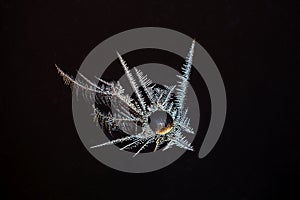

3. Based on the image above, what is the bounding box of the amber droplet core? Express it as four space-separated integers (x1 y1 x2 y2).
149 111 174 135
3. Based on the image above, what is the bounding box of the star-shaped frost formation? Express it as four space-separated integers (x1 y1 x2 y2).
56 40 196 157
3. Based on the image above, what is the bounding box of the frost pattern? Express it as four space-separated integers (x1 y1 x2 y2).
56 40 196 157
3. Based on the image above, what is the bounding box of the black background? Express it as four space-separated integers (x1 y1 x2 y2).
1 0 299 199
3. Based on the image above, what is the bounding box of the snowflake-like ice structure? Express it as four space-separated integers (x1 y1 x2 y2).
56 40 196 157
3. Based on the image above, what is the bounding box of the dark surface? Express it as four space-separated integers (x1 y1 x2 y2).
1 0 299 199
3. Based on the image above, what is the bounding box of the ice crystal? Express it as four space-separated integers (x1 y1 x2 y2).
56 40 196 157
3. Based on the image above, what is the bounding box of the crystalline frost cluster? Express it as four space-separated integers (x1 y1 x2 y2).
56 40 196 157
